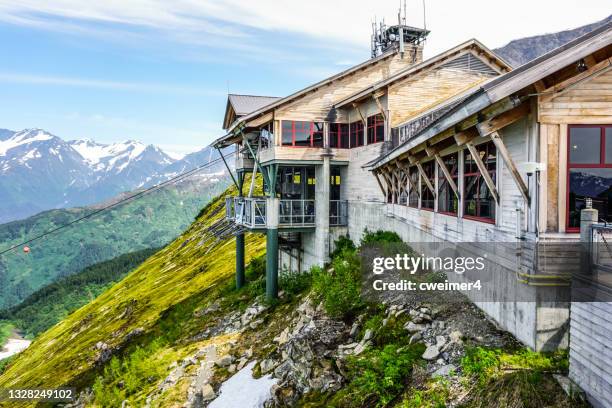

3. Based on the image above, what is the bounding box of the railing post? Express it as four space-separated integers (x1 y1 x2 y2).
580 206 598 276
266 197 279 300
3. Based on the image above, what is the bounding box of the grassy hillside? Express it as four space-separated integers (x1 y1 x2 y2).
0 181 266 405
0 248 159 338
0 177 230 309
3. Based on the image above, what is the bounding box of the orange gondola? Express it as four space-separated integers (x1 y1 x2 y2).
23 246 30 254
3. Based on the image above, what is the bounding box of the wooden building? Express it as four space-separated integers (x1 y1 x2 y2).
215 20 612 407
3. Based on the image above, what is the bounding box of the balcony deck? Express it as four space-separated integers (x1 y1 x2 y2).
225 196 347 230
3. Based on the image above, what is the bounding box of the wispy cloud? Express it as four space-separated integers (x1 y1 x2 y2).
0 72 225 95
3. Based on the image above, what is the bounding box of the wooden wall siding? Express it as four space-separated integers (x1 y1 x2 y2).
275 54 415 122
569 301 612 408
388 67 492 127
497 118 529 235
544 124 560 233
259 146 349 164
539 69 612 124
343 143 387 202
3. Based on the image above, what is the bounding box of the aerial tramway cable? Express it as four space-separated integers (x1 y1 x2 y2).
0 150 236 257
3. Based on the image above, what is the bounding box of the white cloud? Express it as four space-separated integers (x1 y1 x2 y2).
0 72 225 95
0 0 608 58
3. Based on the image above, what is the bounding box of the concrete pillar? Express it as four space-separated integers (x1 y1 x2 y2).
236 234 245 289
235 172 245 289
315 155 331 265
266 197 279 300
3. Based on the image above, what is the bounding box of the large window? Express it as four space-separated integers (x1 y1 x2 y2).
421 161 435 210
438 153 459 215
567 125 612 230
281 121 324 147
464 141 496 223
367 114 385 144
408 166 419 208
350 121 364 148
329 123 350 148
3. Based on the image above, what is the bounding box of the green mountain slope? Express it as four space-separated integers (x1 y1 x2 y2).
0 182 266 403
0 177 230 309
0 248 159 338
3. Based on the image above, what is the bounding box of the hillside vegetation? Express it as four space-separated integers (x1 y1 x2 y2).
0 248 159 338
0 180 265 406
0 177 230 309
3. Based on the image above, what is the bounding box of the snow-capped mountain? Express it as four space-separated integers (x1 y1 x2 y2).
0 128 228 223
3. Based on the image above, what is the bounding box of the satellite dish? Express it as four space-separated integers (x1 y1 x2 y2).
389 33 397 41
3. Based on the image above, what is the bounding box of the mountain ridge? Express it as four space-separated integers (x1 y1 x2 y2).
0 128 228 223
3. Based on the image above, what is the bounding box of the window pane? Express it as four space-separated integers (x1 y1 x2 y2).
569 127 600 164
294 121 311 146
421 161 435 209
606 128 612 164
568 168 612 228
329 123 338 148
463 142 496 221
409 167 419 207
312 122 324 147
340 124 350 148
282 121 293 146
438 153 458 214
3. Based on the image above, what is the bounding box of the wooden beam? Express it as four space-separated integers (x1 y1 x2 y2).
399 163 420 196
454 127 479 146
540 57 611 101
465 141 499 205
434 154 459 199
476 103 530 137
373 170 387 198
533 80 546 93
352 102 367 125
490 131 530 204
415 162 436 196
372 94 387 121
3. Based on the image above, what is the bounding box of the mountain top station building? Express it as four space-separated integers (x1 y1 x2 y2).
215 21 612 408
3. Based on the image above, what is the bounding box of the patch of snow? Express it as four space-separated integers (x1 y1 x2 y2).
0 338 31 360
0 129 54 156
208 362 277 408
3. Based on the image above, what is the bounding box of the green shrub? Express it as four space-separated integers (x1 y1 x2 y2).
360 229 403 246
330 235 356 259
312 248 362 319
401 378 450 408
332 343 425 407
279 269 312 297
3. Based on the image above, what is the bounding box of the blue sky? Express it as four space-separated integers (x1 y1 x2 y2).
0 1 609 155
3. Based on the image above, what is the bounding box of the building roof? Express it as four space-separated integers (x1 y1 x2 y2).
213 48 404 146
334 39 511 108
369 22 612 170
228 94 281 116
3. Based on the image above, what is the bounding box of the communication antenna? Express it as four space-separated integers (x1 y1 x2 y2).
422 0 427 31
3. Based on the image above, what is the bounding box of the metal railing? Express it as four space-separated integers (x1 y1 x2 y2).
225 197 348 228
330 200 348 226
590 223 612 272
280 199 315 226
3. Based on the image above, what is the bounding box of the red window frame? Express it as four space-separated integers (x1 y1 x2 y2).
566 124 612 232
421 161 435 211
437 152 459 216
350 121 364 148
329 123 350 148
367 114 385 144
281 120 324 148
463 141 496 224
